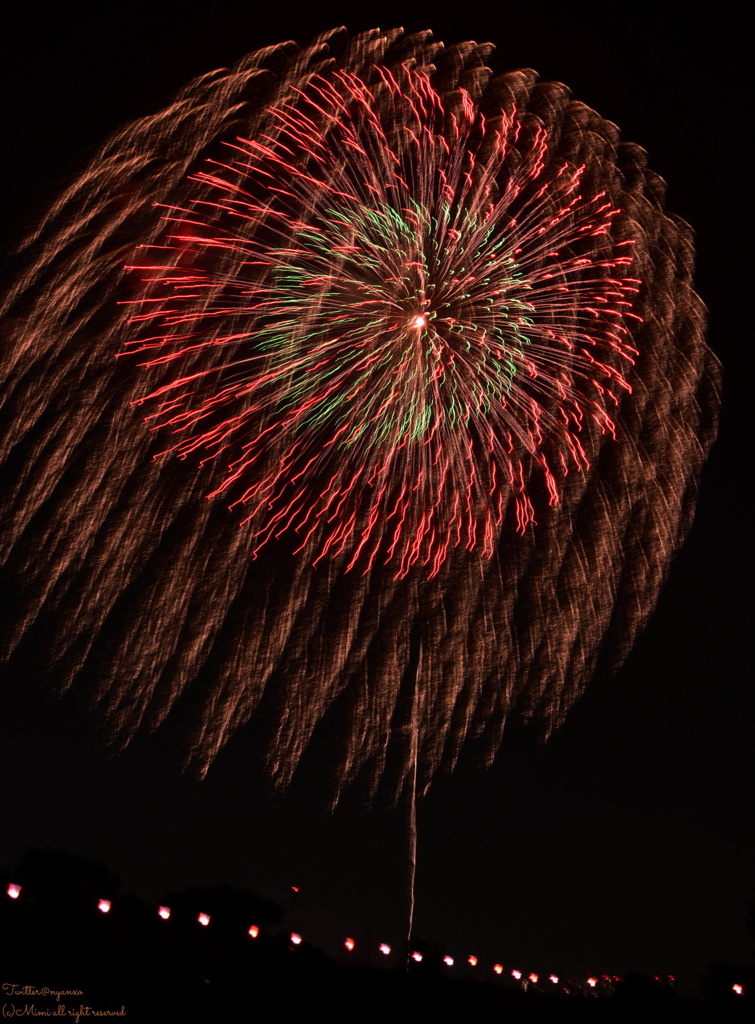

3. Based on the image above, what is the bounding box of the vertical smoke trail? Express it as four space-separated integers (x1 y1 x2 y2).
0 28 719 805
403 638 421 965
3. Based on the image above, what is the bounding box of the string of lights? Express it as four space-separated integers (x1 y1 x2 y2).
8 881 736 997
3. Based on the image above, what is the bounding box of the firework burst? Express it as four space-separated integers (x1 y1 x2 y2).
0 28 718 800
127 64 638 577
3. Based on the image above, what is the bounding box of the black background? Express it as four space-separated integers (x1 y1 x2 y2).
1 0 750 997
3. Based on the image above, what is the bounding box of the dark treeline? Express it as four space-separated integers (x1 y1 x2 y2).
1 850 751 1021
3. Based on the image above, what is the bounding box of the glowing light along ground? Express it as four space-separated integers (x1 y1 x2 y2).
9 879 708 994
0 28 718 801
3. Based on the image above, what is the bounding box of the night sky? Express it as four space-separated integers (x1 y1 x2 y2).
1 1 751 998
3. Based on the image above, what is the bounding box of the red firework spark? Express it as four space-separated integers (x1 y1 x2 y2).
125 65 640 577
